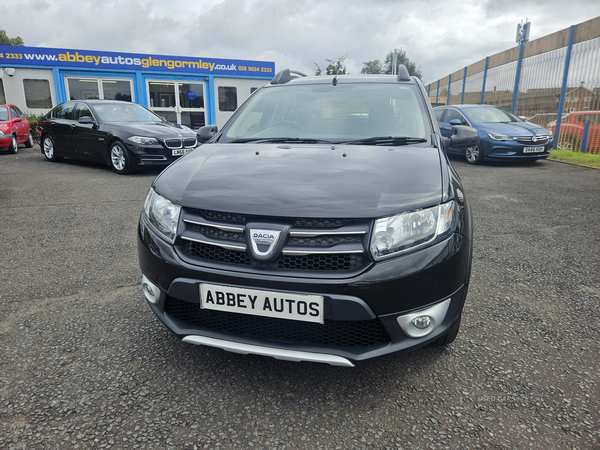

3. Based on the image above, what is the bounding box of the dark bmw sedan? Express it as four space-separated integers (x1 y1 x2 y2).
138 68 478 366
434 104 553 164
36 100 199 174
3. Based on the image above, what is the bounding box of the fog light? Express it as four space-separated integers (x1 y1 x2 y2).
397 298 451 338
412 316 431 329
142 274 160 304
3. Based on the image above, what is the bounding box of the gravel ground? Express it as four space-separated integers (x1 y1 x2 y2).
1 146 599 449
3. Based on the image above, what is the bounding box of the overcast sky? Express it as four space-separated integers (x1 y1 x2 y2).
1 0 599 84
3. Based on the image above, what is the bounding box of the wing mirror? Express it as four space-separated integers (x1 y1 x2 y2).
197 125 218 144
78 116 95 124
449 125 479 149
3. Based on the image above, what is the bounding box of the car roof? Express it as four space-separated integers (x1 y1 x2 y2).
434 104 500 109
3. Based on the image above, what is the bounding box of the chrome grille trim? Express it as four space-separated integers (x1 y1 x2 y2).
164 138 183 149
181 235 247 252
282 248 365 256
183 219 244 233
290 230 367 238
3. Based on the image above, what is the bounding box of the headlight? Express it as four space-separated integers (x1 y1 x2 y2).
142 188 181 243
487 132 512 141
128 136 159 145
370 201 458 260
0 130 5 136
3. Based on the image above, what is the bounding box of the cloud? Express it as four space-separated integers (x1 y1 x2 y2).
1 0 599 83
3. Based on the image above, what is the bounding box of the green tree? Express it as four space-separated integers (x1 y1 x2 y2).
0 29 25 46
384 48 422 79
361 59 384 74
314 56 348 76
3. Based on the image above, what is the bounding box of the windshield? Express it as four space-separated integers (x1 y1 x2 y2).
93 103 163 123
220 83 430 144
465 106 522 124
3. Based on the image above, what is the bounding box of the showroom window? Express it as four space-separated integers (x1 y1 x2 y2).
23 79 53 108
67 77 133 102
218 86 237 111
0 79 6 104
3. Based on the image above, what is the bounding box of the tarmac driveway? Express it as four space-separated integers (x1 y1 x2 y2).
1 146 598 449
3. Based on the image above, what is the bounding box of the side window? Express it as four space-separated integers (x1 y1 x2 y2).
23 79 53 109
10 106 20 120
52 103 75 120
434 108 445 122
218 87 238 112
14 106 25 119
74 103 93 121
444 109 468 125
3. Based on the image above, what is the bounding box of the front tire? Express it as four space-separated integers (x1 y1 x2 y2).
109 141 132 175
8 135 18 154
25 131 34 148
42 135 63 162
464 144 483 165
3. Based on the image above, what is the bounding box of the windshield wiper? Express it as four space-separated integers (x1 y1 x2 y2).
341 136 428 146
231 137 331 144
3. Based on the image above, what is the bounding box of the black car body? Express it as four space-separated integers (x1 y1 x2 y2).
138 68 477 366
36 100 198 174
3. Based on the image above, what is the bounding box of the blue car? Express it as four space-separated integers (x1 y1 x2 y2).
434 104 553 164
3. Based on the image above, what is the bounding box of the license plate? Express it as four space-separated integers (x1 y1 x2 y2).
523 146 544 153
200 283 324 324
172 148 192 156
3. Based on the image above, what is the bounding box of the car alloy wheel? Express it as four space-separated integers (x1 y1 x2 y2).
465 145 481 164
43 137 54 159
111 145 125 171
110 142 131 174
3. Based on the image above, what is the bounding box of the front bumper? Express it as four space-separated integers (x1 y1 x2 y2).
138 216 472 364
0 135 12 149
125 143 199 167
482 138 552 161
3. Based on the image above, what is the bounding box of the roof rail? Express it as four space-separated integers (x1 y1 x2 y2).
397 64 411 82
271 69 308 85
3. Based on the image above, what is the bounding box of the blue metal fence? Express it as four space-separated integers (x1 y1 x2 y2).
425 17 600 153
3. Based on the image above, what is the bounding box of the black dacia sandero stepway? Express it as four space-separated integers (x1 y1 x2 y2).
138 66 479 367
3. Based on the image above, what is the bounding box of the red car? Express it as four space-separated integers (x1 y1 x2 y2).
0 104 34 154
547 111 600 153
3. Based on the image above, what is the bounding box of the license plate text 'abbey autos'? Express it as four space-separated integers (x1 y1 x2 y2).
200 283 324 324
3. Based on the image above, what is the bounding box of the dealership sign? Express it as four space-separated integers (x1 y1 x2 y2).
0 45 275 77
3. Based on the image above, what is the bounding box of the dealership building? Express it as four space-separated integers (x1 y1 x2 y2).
0 45 275 129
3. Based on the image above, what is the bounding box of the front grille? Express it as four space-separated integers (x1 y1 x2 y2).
165 297 390 348
288 235 363 247
184 138 197 148
183 241 365 271
186 223 246 242
180 209 371 273
164 138 182 149
515 136 550 144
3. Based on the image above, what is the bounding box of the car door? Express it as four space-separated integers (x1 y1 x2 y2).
51 102 77 153
71 103 108 161
10 106 26 143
